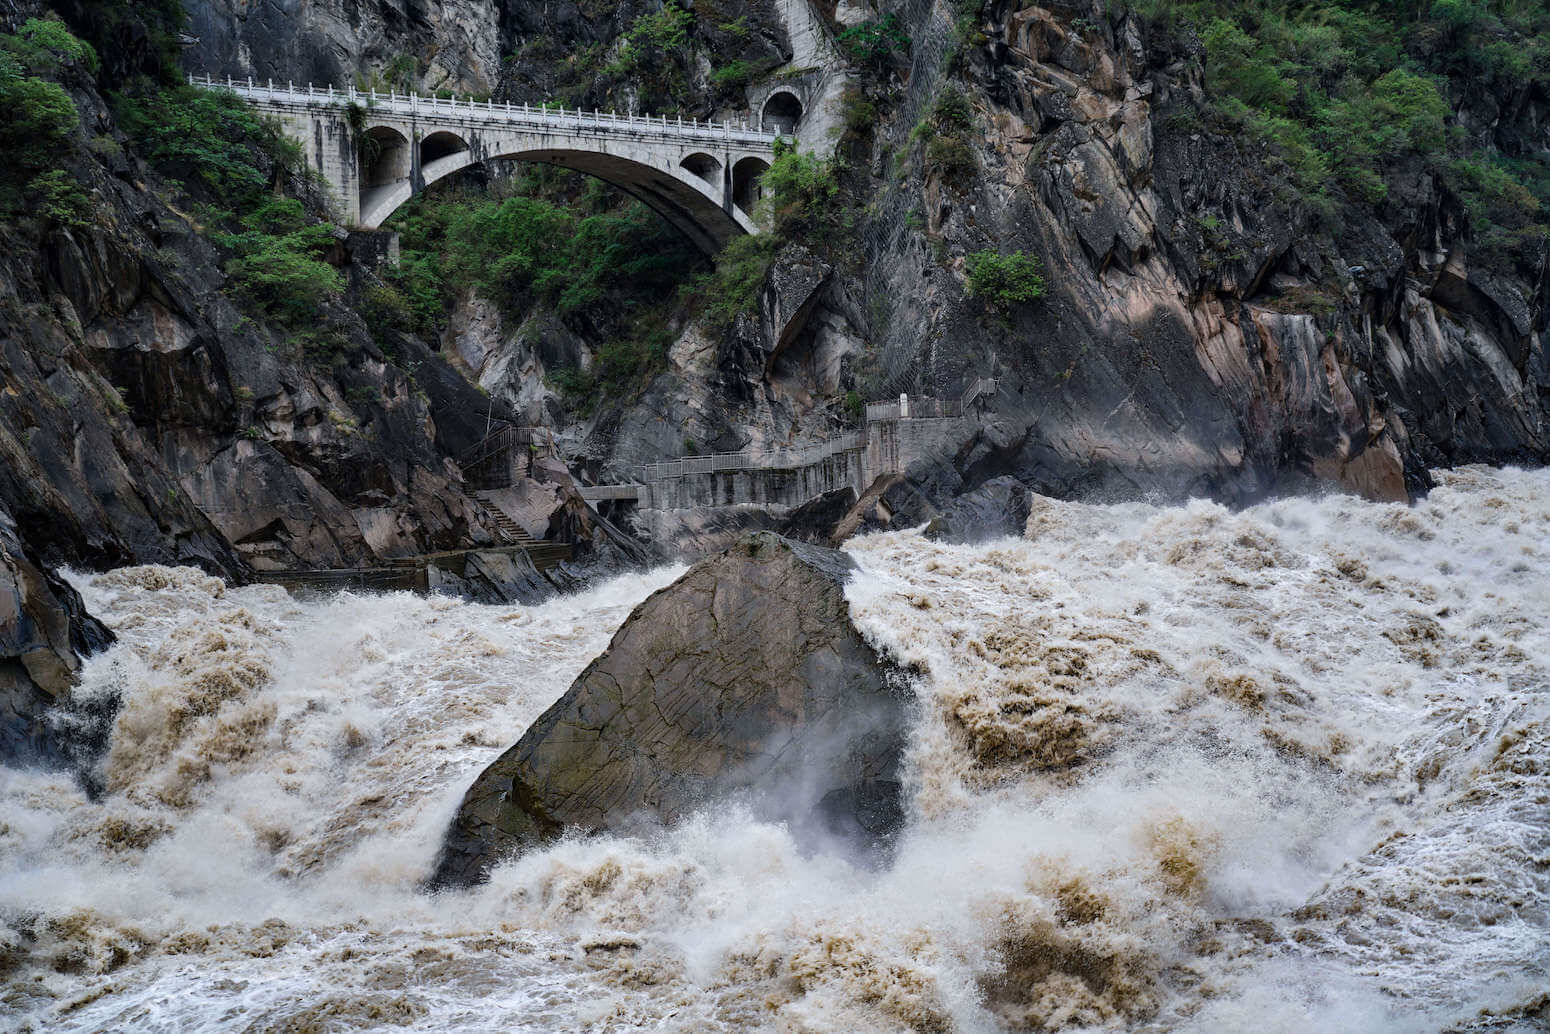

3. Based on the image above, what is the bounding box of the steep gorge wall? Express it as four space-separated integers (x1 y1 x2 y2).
438 0 1547 508
823 0 1548 503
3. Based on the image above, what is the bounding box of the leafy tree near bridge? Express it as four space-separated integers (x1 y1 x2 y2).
837 14 912 74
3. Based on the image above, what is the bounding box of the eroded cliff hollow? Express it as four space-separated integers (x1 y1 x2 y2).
431 531 909 887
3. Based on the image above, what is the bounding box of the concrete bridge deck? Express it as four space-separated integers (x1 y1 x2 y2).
191 74 782 251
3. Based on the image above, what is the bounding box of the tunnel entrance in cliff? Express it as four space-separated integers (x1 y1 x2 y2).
761 91 803 135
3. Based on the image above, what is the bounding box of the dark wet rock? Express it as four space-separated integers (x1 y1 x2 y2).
776 487 859 545
431 531 909 887
0 505 113 767
426 549 558 606
924 477 1033 543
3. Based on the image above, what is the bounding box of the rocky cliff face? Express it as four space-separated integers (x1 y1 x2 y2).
5 0 1547 616
711 0 1547 508
432 531 909 886
424 0 1547 517
874 0 1547 503
0 5 605 590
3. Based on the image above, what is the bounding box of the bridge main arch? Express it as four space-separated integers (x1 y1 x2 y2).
357 118 768 253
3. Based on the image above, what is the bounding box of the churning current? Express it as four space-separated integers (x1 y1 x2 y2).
2 465 1546 1033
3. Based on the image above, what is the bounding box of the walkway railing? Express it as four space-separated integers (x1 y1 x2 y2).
865 377 996 423
459 424 556 490
639 430 864 481
187 73 778 148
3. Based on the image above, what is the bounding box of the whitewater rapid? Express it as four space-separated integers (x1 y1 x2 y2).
2 465 1546 1032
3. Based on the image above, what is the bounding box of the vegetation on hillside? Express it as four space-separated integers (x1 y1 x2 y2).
0 18 95 227
385 168 707 404
696 142 851 332
1132 0 1550 268
114 79 352 357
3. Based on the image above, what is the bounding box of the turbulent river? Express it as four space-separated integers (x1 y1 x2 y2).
2 465 1547 1032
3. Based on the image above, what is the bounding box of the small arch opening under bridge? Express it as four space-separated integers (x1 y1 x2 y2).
680 151 722 185
732 155 771 213
420 130 470 166
362 126 410 187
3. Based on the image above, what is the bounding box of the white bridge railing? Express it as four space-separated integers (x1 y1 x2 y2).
188 73 779 149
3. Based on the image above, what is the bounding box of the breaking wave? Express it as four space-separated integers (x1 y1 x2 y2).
2 465 1546 1032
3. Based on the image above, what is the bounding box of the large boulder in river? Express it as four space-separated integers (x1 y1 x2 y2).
431 531 909 887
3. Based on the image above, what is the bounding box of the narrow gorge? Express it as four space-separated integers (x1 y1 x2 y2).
1 0 1546 1030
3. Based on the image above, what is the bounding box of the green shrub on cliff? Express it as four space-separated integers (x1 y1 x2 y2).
0 58 79 171
965 250 1046 310
386 173 706 399
115 85 296 205
760 145 842 237
837 15 911 74
2 17 99 74
218 200 343 327
114 74 348 337
0 22 91 227
700 232 780 331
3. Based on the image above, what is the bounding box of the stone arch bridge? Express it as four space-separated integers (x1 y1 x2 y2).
191 75 782 252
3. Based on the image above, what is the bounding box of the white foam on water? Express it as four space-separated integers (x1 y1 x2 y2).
2 464 1545 1032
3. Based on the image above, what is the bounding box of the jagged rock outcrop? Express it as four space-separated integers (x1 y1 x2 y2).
431 531 909 886
0 505 112 766
183 0 508 94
